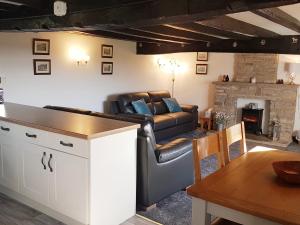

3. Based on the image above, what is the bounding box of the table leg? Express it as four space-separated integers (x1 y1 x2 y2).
192 197 211 225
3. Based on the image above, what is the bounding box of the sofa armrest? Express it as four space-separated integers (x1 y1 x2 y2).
118 113 154 124
92 112 153 125
180 104 198 113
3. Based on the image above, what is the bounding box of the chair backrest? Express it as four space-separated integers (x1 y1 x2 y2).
192 132 224 184
222 122 247 165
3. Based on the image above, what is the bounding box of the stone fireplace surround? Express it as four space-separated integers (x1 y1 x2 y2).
214 81 299 146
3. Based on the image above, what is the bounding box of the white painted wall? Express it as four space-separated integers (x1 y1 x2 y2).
0 32 234 113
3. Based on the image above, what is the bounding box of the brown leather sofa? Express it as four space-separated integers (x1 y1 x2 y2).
110 90 198 142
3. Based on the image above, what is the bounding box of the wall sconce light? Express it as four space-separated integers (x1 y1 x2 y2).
69 47 90 66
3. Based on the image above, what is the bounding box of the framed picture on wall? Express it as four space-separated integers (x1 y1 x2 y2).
196 64 208 75
101 44 113 58
33 39 50 55
33 59 51 75
197 52 208 61
102 62 113 75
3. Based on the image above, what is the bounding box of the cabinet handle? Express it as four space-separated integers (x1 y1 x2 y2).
0 126 10 132
48 154 53 172
41 152 46 170
60 141 73 148
25 133 37 138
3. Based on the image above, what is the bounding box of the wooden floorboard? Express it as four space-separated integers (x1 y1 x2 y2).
0 192 159 225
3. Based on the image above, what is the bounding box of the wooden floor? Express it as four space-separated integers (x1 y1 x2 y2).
122 215 161 225
0 192 159 225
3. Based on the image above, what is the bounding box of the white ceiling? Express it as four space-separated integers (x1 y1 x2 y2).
279 3 300 20
227 3 300 36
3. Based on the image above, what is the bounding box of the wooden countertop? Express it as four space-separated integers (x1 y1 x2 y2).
0 102 140 139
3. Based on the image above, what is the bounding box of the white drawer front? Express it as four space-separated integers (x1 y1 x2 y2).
45 133 89 158
0 121 89 158
15 126 47 146
0 121 18 137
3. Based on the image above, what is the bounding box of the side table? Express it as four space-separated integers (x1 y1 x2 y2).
199 116 212 130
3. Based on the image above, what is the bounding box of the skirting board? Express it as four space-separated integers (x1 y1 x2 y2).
0 185 83 225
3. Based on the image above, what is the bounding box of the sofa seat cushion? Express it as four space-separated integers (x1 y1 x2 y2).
155 138 192 163
167 112 193 125
153 115 176 131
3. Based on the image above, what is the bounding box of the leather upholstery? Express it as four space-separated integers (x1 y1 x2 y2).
139 123 157 150
152 102 168 115
137 122 194 207
167 112 193 125
153 115 177 130
155 138 192 163
118 92 152 114
112 91 198 141
148 90 171 102
180 104 198 113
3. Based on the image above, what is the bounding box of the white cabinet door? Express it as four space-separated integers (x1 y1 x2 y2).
0 135 19 192
49 150 89 224
20 142 49 206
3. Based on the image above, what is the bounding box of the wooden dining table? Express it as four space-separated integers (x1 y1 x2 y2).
187 147 300 225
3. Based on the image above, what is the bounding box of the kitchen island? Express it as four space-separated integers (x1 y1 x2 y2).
0 102 139 225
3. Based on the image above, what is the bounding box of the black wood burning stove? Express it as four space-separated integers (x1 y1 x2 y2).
242 108 264 135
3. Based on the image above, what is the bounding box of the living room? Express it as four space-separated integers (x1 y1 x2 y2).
0 1 300 225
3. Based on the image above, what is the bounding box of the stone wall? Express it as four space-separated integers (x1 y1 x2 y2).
214 82 298 145
234 54 279 83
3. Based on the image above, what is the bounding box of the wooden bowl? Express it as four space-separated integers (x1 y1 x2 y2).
272 161 300 184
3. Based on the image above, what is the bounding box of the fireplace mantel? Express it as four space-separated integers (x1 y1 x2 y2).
213 81 299 89
213 81 299 145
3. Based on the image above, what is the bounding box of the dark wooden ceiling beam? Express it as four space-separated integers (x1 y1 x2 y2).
164 23 250 40
252 8 300 33
0 0 299 31
85 29 190 45
198 15 279 37
138 25 221 42
137 35 300 54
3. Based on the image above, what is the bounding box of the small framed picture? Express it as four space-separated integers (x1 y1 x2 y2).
33 59 51 75
197 52 208 61
33 38 50 55
102 62 113 75
196 64 208 75
101 44 113 58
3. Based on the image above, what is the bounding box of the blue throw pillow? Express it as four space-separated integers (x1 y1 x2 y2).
132 99 153 116
163 98 182 113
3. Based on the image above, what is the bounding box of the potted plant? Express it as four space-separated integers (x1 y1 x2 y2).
215 111 231 130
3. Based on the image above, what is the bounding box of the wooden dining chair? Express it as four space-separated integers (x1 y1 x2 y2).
222 122 247 165
192 133 239 225
192 132 224 184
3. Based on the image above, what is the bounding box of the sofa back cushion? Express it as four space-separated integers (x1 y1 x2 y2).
148 91 171 115
118 92 153 114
